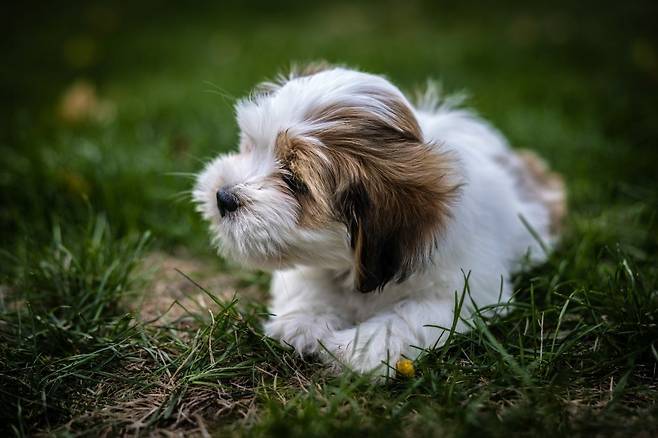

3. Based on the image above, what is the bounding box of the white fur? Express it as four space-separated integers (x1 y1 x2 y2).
193 67 560 376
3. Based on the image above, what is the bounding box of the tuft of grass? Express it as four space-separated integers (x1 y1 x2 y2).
0 216 308 436
0 215 149 433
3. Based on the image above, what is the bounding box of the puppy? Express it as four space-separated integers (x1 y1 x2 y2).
193 63 565 375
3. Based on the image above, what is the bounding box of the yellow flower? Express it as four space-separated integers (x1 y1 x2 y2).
396 358 415 378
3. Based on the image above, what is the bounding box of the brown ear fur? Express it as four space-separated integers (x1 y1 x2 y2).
334 143 459 292
314 91 460 292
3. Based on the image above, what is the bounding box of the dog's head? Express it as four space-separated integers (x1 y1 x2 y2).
194 64 460 292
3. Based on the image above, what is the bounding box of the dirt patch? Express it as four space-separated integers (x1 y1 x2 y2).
135 251 268 322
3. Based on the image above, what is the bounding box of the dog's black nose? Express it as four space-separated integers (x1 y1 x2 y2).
216 188 239 217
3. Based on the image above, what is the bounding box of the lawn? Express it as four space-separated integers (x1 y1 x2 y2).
1 1 657 436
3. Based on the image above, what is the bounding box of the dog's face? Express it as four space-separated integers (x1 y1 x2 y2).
194 65 459 292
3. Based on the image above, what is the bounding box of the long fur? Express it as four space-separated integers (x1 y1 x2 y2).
193 65 566 375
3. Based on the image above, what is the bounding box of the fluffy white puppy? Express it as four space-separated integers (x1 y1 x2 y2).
193 63 565 375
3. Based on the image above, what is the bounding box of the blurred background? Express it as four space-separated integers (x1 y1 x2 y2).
1 0 657 260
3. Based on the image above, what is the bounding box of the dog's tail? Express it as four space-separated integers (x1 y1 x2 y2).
517 150 567 237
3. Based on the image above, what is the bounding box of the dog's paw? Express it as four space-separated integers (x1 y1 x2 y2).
323 325 404 378
264 313 344 355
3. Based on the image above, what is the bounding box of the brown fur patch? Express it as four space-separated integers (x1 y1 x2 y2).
289 60 334 78
274 88 461 292
256 61 334 95
275 131 334 228
516 150 567 235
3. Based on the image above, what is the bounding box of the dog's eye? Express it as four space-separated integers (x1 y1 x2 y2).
282 170 308 195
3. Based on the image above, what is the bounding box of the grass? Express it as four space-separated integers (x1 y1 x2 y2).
1 0 657 436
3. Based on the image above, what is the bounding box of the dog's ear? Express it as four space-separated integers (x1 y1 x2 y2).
336 144 458 293
337 182 403 292
303 80 460 292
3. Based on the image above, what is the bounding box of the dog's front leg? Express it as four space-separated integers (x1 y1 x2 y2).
264 268 350 355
